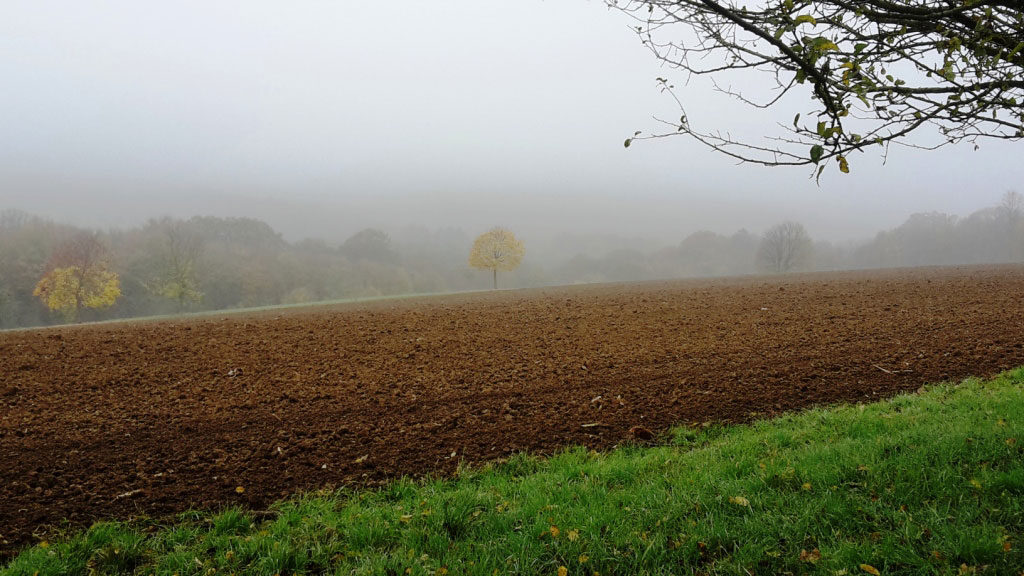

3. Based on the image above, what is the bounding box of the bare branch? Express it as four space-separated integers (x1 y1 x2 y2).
611 0 1024 174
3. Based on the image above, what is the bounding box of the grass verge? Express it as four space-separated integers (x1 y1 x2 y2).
4 371 1023 575
0 289 477 333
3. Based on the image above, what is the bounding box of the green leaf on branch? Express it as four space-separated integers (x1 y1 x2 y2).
810 144 824 164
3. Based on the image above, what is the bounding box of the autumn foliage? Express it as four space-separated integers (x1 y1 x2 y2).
33 234 121 322
469 227 525 289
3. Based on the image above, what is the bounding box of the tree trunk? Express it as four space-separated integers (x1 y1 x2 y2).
493 268 497 290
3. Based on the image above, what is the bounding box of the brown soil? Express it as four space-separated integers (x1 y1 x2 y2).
2 265 1024 554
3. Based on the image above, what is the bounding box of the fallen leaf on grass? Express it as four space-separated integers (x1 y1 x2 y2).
969 478 982 489
549 525 560 538
355 454 368 463
728 496 750 507
235 486 245 494
557 566 567 576
860 564 880 575
399 514 413 524
568 529 579 542
799 548 821 564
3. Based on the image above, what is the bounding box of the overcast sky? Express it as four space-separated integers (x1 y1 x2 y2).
1 0 1021 246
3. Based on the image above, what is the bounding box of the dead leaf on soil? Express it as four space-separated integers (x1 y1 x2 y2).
629 425 654 441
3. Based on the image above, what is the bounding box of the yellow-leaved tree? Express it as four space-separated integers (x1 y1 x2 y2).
469 227 524 289
33 234 121 322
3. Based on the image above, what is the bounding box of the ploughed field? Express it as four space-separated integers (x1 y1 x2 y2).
2 265 1024 555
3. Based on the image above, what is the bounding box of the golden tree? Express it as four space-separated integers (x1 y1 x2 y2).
469 227 525 289
33 234 121 322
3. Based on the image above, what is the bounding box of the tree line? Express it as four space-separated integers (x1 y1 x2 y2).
561 191 1023 283
1 192 1021 329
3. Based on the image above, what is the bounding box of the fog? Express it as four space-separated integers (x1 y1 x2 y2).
2 1 1023 328
3 1 1021 244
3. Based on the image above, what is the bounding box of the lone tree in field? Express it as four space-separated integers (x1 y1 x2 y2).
757 221 813 273
33 233 121 322
469 227 525 289
611 0 1024 175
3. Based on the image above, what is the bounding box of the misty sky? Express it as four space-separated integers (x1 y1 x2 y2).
2 0 1021 246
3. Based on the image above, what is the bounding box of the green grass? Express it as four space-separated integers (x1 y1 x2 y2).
5 371 1024 575
0 289 479 333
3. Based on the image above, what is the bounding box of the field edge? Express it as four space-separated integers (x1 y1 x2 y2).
4 367 1023 575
